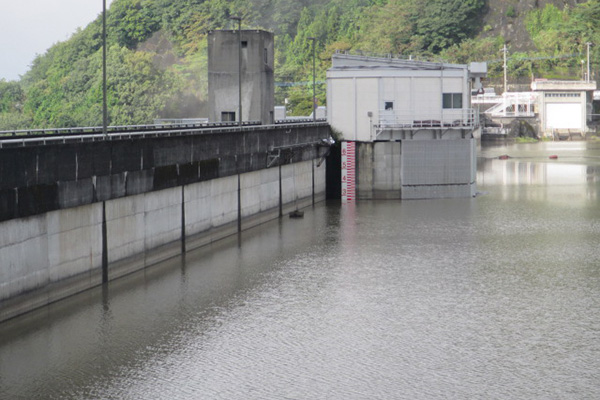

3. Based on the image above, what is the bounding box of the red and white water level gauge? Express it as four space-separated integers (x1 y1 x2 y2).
341 141 355 204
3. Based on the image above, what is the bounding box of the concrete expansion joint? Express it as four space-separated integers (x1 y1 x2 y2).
402 182 473 187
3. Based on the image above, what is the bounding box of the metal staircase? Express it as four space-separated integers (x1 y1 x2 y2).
473 92 538 118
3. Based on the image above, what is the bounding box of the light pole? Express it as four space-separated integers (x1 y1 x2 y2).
586 42 592 82
502 44 508 94
308 37 316 122
102 0 108 137
230 16 242 127
101 0 108 285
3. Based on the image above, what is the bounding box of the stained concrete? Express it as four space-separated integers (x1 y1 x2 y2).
0 157 327 323
208 30 275 124
0 124 331 322
0 123 329 223
353 139 476 200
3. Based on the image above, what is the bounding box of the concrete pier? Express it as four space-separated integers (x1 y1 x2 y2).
353 139 476 200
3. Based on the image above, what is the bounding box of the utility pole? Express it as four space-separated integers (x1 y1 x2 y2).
102 0 108 138
308 37 316 122
503 44 508 94
101 0 108 285
586 42 592 82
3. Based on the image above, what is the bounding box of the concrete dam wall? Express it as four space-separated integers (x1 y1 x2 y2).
0 124 330 322
353 139 477 200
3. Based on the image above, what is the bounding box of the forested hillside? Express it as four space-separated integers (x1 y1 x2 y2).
1 0 599 130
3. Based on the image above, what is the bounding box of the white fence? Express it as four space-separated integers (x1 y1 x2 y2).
478 92 538 118
377 108 479 129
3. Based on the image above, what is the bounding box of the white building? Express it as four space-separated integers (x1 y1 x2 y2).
327 53 485 142
531 79 596 138
327 53 485 200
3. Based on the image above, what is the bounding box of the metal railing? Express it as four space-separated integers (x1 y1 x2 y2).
481 92 538 118
376 108 479 130
154 118 209 125
0 121 261 139
471 95 504 104
275 117 327 124
0 121 330 148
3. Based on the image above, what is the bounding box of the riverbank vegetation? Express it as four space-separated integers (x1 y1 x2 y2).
1 0 600 130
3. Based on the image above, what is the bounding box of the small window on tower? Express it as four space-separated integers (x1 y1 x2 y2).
241 41 248 48
264 48 268 64
221 111 236 122
384 101 394 111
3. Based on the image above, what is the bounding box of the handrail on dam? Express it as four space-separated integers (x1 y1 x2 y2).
0 120 330 148
0 120 260 138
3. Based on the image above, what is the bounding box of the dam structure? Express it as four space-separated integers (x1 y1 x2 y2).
0 37 489 323
0 122 331 322
327 53 485 201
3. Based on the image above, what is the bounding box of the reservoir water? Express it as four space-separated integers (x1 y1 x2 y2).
1 141 599 399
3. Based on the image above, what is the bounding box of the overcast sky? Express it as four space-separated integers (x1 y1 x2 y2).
0 0 115 81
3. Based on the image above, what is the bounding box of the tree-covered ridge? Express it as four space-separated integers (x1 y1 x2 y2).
0 0 598 130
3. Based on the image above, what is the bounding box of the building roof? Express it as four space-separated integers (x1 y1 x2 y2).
531 79 597 92
330 53 466 71
207 29 273 35
329 53 487 79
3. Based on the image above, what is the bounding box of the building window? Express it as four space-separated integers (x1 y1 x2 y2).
545 92 581 98
384 101 394 111
443 93 463 109
241 41 248 48
221 111 236 122
264 48 268 64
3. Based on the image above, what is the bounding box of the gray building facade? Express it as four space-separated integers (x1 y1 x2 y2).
208 30 275 125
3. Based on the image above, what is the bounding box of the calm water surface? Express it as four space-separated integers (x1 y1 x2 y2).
1 141 599 399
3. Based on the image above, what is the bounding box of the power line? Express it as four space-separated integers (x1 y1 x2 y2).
485 53 584 64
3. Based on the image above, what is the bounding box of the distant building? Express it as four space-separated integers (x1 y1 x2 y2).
531 79 596 138
208 30 274 124
327 53 486 200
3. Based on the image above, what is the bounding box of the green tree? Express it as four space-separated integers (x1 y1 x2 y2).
109 0 161 48
415 0 486 53
357 0 418 54
0 112 32 131
0 80 25 113
104 47 179 125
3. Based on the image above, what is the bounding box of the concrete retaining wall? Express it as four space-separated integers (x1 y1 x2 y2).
0 123 330 222
354 139 476 200
401 139 476 199
0 160 326 322
0 205 103 320
357 142 402 200
0 123 331 322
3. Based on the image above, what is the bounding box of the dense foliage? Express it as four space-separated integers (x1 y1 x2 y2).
1 0 599 130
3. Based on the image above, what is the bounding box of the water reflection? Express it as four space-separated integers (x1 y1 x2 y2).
478 141 600 203
479 159 599 187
